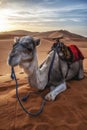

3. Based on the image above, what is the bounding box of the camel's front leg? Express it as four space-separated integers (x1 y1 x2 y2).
45 82 67 101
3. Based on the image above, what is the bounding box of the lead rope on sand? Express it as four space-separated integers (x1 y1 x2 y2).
11 67 46 117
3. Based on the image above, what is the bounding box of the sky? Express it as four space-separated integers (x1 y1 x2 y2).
0 0 87 36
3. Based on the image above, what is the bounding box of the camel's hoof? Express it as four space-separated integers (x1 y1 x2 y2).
45 93 55 101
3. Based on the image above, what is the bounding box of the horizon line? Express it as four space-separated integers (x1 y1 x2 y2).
0 29 87 38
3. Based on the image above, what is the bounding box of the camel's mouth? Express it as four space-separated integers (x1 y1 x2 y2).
8 54 20 67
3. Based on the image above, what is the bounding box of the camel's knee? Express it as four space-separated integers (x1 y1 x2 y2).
50 86 55 91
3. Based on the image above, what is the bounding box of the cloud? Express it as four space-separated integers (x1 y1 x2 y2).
0 0 87 36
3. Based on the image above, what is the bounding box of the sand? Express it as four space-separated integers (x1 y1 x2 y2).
0 30 87 130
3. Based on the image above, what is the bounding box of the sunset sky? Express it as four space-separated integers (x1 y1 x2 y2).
0 0 87 36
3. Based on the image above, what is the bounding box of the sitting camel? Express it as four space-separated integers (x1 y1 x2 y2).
8 36 84 101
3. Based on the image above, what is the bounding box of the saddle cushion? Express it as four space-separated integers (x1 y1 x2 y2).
69 45 84 62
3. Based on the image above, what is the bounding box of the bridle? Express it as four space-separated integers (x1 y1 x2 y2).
13 41 35 53
11 39 69 117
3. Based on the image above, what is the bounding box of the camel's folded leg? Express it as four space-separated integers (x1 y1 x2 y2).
45 82 67 101
77 60 84 80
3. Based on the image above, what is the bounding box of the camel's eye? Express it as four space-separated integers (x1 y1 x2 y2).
13 42 19 48
27 48 33 52
20 44 33 53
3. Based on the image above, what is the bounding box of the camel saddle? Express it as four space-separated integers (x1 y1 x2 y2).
60 44 84 62
51 42 84 62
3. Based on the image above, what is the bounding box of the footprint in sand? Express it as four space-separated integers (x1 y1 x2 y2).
0 86 8 92
52 106 79 125
54 125 71 130
83 93 87 99
34 114 52 123
77 122 87 130
4 80 12 83
77 100 87 111
21 123 34 130
35 123 50 130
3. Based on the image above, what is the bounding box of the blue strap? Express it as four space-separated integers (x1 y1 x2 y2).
11 67 46 117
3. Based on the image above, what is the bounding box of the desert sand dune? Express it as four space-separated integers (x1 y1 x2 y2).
0 73 87 130
0 30 87 130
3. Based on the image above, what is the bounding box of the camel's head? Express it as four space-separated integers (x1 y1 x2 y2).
8 36 40 67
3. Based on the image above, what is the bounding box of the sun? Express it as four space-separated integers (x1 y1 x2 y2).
0 14 11 32
0 9 14 32
0 16 9 32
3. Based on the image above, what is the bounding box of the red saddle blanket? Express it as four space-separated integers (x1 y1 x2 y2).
69 45 84 62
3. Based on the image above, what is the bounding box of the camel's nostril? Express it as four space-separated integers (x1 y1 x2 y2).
8 54 15 66
10 52 15 57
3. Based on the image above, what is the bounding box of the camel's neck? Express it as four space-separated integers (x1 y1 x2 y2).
19 50 38 76
19 50 53 90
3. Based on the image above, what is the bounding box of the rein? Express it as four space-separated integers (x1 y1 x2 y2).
11 67 46 117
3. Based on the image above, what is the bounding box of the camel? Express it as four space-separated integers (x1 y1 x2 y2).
8 36 84 101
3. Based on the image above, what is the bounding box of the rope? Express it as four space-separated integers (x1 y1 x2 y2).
11 67 46 117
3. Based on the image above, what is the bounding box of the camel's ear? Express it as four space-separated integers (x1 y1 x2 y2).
14 37 20 43
35 39 40 46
